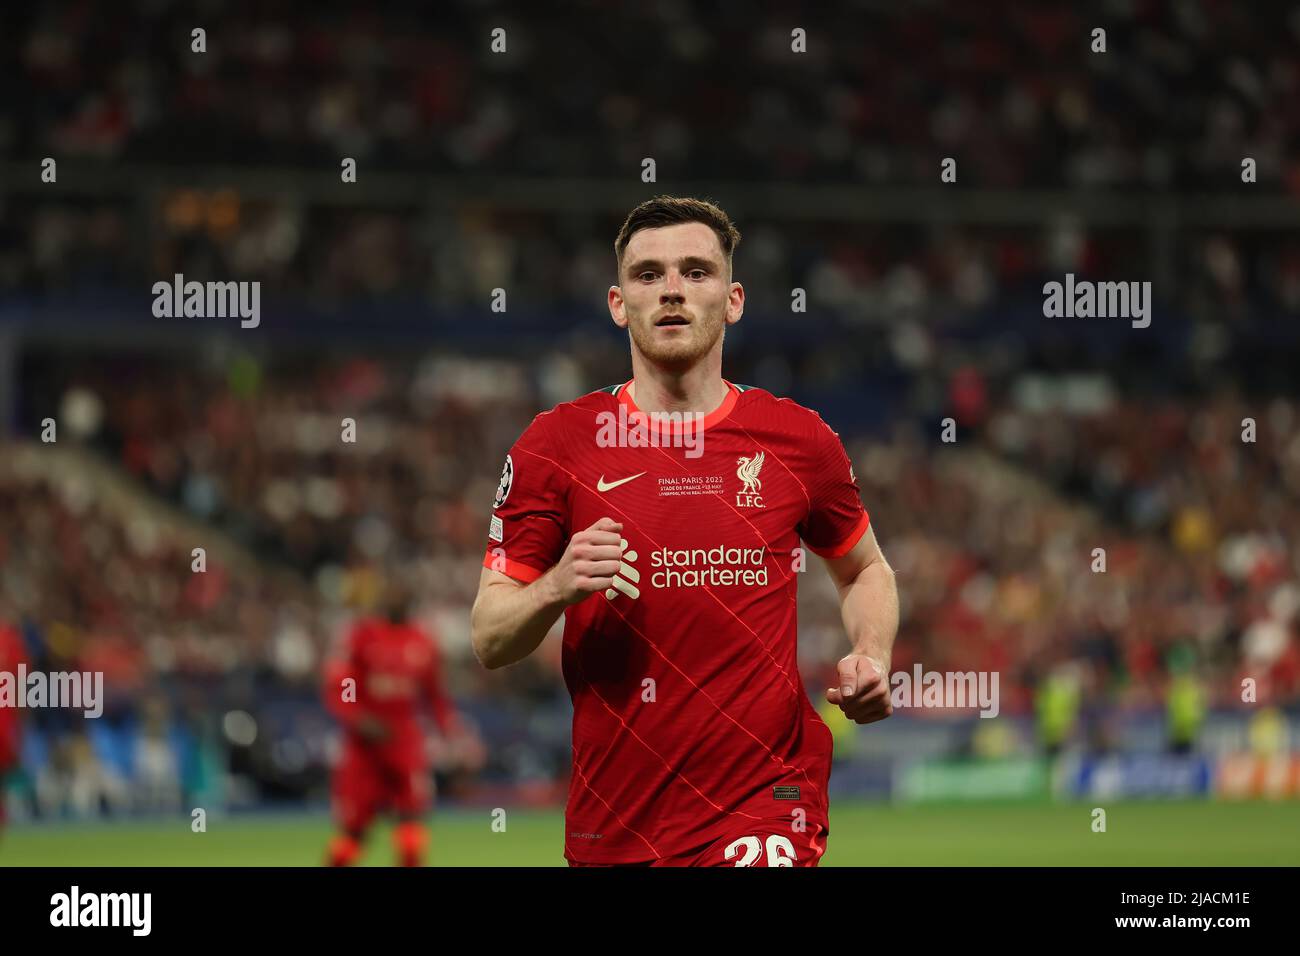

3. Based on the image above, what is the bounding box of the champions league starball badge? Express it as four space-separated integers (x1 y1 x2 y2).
494 454 513 509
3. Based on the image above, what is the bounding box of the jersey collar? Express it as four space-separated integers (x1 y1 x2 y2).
617 379 739 433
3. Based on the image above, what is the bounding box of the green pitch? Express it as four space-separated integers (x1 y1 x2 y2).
2 800 1298 866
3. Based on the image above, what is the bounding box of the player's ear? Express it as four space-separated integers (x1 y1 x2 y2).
725 281 744 326
608 285 629 329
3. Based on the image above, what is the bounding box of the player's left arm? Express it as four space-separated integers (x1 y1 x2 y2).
821 523 899 725
798 413 899 724
421 636 487 770
420 636 459 735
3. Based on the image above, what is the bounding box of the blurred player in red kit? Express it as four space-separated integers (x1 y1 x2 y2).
472 196 900 867
0 616 26 839
323 580 482 867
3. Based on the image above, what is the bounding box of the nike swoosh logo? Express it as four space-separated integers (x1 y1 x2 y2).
596 472 646 492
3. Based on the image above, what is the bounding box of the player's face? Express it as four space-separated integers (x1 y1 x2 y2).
612 223 741 370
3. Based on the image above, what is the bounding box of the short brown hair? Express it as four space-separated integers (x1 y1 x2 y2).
614 195 742 276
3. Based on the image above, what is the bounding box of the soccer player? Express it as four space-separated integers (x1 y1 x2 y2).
323 580 480 867
471 196 900 867
0 616 26 840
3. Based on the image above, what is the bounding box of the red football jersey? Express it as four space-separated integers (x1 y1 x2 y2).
0 625 26 766
323 618 455 755
483 381 870 864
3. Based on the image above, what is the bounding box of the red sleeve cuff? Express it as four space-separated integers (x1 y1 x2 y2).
806 512 870 559
482 549 545 583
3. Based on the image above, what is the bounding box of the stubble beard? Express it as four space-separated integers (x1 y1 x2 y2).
627 310 725 371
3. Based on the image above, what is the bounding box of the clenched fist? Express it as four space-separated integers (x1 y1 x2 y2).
825 654 893 725
547 517 626 605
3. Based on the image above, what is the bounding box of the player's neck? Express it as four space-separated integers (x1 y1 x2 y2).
626 364 730 417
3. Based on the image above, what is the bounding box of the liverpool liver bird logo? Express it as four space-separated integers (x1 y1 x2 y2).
736 452 765 496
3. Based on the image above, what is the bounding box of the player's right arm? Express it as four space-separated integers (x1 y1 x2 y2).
471 413 629 668
322 622 389 741
471 517 624 669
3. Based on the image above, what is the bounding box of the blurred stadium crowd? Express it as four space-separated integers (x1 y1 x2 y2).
5 0 1300 321
3 337 1297 816
1 1 1298 818
6 1 1300 188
